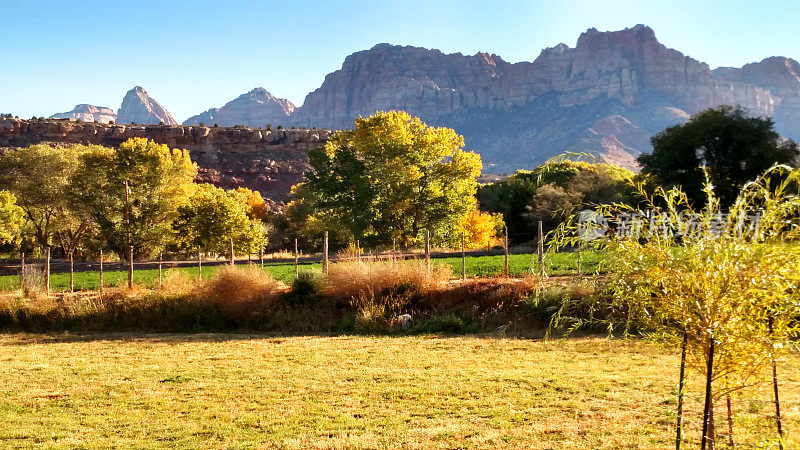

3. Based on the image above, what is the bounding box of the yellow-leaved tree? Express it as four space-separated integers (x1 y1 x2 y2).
456 209 504 249
288 110 483 250
72 138 197 260
552 166 800 448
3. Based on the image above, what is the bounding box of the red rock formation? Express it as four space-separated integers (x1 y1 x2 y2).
0 118 330 201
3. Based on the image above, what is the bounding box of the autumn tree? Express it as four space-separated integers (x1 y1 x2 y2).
0 143 99 256
290 111 483 248
456 209 504 249
72 138 196 260
0 191 23 246
233 187 270 221
173 183 266 255
552 167 800 447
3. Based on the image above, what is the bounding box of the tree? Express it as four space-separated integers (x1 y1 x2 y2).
0 143 98 255
233 187 270 221
638 105 799 207
478 159 634 237
291 111 483 248
173 184 266 255
456 209 504 249
0 191 23 246
552 167 800 447
72 138 196 260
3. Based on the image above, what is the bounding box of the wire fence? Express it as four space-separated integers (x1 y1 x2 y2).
0 223 574 293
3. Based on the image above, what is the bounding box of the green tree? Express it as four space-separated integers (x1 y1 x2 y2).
72 138 197 260
478 159 634 237
291 111 483 248
638 105 799 207
0 191 23 246
0 143 98 255
173 184 266 255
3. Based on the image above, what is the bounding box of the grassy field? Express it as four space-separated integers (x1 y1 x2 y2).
0 334 795 448
0 251 606 292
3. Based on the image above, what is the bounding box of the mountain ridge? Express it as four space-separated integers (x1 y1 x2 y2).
42 25 800 172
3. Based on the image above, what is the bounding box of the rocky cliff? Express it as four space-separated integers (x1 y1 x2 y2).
0 118 330 200
49 104 117 124
23 25 800 179
287 25 799 171
116 86 178 125
183 88 295 127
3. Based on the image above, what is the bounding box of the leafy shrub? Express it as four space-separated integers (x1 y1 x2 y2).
285 271 323 305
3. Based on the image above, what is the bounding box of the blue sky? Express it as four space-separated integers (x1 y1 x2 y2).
2 0 798 122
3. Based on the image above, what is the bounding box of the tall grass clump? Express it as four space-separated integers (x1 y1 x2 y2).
551 165 800 448
324 260 451 301
324 260 451 330
198 266 283 324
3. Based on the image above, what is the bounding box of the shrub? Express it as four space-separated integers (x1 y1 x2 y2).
199 266 282 323
324 260 450 302
285 271 323 305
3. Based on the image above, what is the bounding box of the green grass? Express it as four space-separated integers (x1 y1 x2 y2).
0 251 606 292
0 334 795 448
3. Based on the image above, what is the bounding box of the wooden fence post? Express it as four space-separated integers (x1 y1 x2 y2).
99 250 104 295
504 226 509 277
45 246 51 296
461 233 466 280
537 220 544 277
323 231 329 274
229 237 235 267
69 252 74 293
294 238 299 279
19 252 24 291
425 229 430 273
127 246 134 289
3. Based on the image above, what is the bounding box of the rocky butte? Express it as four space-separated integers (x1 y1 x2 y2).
49 104 117 124
287 25 800 171
183 88 296 128
10 24 800 197
116 86 178 125
0 118 330 201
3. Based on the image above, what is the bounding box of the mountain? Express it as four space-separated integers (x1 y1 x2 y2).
49 104 116 123
288 25 799 171
116 86 178 125
183 88 295 127
39 25 800 175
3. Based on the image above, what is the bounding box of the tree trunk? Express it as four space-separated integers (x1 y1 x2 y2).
702 337 715 450
769 316 784 450
726 391 734 448
676 331 687 450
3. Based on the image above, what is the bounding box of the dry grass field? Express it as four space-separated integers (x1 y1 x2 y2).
0 334 796 448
